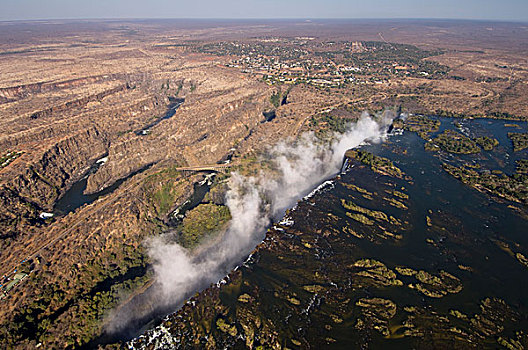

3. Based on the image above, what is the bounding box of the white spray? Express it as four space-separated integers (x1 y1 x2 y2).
110 110 394 337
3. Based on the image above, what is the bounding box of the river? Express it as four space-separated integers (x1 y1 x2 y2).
53 99 184 215
130 116 528 349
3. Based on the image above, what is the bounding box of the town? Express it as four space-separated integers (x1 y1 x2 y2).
195 38 448 88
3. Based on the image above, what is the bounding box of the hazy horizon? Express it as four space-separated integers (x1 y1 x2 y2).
0 17 527 24
1 0 527 22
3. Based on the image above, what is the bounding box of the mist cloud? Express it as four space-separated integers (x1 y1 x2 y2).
111 110 395 341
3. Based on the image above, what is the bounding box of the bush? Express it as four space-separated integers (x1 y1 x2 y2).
180 203 231 249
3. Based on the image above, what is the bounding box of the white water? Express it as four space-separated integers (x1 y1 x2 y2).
117 111 394 344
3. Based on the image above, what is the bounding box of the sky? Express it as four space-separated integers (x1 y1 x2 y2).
1 0 527 22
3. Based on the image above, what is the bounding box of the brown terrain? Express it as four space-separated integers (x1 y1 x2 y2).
0 19 527 348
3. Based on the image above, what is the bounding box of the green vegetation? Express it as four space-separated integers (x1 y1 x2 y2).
488 111 527 121
390 189 409 200
400 115 440 139
344 41 448 79
516 253 528 269
443 163 528 204
395 266 417 276
1 150 23 169
139 150 525 349
179 203 231 249
508 132 528 152
353 259 403 286
198 41 307 60
270 91 281 108
176 81 183 95
435 110 469 119
474 136 499 151
341 190 404 241
309 114 349 138
1 165 229 347
516 159 528 175
130 114 528 349
425 130 481 154
342 199 389 223
409 270 462 298
216 318 238 336
142 165 186 216
346 212 374 225
355 298 397 337
203 177 229 205
152 182 180 215
504 124 520 128
345 149 404 178
343 183 373 196
436 110 528 122
197 40 448 88
384 196 408 210
0 243 149 348
392 266 463 298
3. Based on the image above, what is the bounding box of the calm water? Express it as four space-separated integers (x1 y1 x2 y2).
296 117 528 347
135 98 184 136
358 118 528 308
53 163 153 216
54 100 185 215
